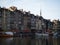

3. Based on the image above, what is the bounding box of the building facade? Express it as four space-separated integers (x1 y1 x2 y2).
52 20 60 33
0 6 58 34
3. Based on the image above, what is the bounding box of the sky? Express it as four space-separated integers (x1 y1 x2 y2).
0 0 60 20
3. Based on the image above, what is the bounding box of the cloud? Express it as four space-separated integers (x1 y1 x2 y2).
0 0 60 20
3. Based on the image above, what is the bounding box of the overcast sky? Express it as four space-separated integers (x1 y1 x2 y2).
0 0 60 20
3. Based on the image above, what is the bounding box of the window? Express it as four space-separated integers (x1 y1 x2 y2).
0 20 1 22
19 18 21 21
10 21 14 24
0 12 2 17
7 24 10 26
19 21 21 24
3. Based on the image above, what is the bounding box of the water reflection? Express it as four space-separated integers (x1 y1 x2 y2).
0 36 60 45
5 38 13 45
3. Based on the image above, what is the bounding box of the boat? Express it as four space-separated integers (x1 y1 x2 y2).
0 32 13 37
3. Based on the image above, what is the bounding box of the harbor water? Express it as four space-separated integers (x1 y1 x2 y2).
0 36 60 45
